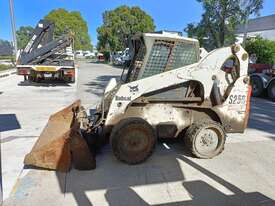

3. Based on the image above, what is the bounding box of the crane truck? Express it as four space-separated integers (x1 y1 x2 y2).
16 20 76 83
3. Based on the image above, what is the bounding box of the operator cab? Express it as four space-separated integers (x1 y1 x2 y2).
121 31 200 83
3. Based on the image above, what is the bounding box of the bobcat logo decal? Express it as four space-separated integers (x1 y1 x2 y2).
128 85 139 93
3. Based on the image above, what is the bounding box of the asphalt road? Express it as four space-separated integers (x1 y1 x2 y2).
1 61 275 206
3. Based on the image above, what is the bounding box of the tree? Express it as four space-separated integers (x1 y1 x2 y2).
184 0 263 49
245 37 275 64
16 26 34 49
45 9 92 50
97 6 155 52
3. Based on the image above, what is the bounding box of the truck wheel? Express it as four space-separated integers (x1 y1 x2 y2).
110 118 156 164
69 77 75 83
185 121 226 159
64 77 75 83
251 76 263 97
267 80 275 101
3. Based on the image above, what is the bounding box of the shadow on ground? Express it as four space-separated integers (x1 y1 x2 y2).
104 181 273 206
84 75 120 97
0 114 21 132
248 97 275 137
17 80 71 87
55 140 274 206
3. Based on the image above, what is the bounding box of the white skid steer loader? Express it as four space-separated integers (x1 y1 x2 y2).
24 31 252 171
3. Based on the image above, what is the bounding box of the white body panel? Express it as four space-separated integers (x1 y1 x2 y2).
105 45 249 129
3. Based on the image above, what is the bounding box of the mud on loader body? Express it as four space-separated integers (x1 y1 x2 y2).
25 32 251 171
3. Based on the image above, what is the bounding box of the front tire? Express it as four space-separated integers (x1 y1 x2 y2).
267 80 275 101
110 118 157 164
185 121 226 159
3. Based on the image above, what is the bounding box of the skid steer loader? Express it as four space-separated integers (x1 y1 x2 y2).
24 31 251 171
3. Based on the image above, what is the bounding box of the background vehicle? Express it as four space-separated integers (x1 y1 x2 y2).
113 48 130 65
24 31 251 171
97 53 105 62
75 50 85 58
250 63 275 101
16 19 76 83
83 50 95 58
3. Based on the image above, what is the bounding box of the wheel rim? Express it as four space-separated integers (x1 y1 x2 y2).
195 127 220 156
120 127 150 154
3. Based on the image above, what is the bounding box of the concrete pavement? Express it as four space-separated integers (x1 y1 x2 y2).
0 62 121 201
0 74 76 200
1 61 275 205
0 68 16 79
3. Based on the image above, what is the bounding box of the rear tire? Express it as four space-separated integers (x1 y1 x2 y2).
185 121 226 159
110 118 156 164
267 80 275 101
251 76 263 97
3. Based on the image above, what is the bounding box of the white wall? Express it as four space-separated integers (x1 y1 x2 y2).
247 29 275 40
236 29 275 43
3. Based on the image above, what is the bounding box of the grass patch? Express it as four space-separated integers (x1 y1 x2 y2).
0 64 13 71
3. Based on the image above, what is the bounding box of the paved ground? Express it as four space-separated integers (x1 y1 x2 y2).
0 74 76 200
1 61 275 206
0 62 121 200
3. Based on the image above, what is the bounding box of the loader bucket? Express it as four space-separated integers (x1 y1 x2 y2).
24 100 96 172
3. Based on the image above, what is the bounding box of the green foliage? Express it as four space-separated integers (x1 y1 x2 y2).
185 0 263 50
102 51 111 61
245 37 275 64
97 6 155 52
0 64 13 71
45 8 92 50
185 23 205 47
16 26 34 49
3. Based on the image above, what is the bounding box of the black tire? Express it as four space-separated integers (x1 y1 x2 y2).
267 80 275 101
251 76 263 97
185 121 226 159
70 77 75 83
110 118 157 164
64 76 75 83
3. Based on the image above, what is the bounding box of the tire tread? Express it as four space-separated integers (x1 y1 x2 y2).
110 118 156 164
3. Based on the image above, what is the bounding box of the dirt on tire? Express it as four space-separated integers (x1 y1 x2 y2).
184 121 226 159
110 117 157 164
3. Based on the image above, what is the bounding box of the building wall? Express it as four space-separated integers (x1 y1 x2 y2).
247 29 275 40
236 29 275 44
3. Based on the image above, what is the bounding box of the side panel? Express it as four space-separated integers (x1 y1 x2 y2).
104 102 228 138
213 76 251 133
104 103 192 137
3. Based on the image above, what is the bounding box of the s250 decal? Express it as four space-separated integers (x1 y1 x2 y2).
228 94 246 105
